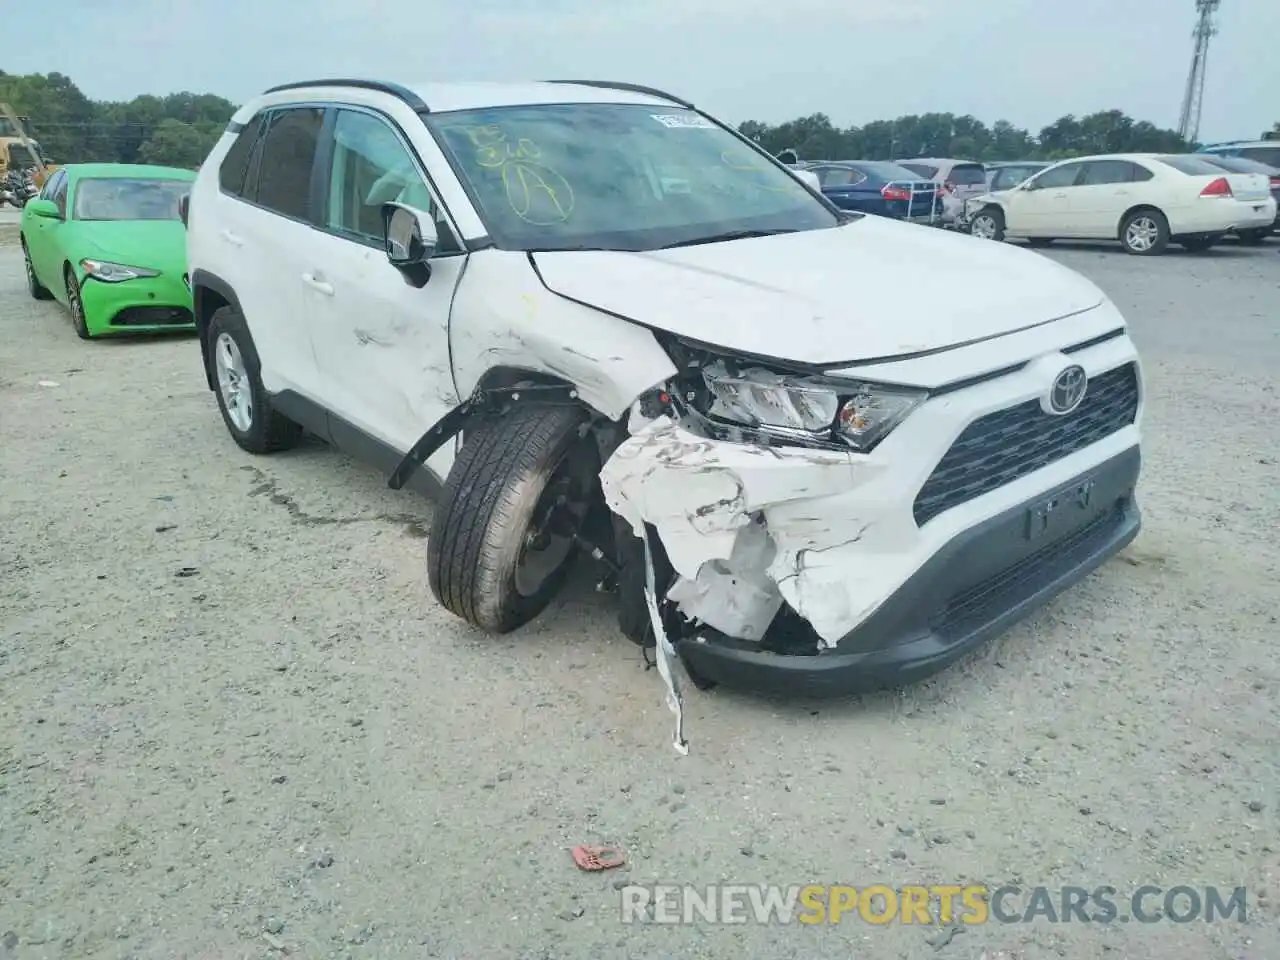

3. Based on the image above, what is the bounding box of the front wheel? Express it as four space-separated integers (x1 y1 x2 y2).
65 268 91 339
969 206 1005 241
22 241 51 300
1120 209 1169 255
428 404 597 633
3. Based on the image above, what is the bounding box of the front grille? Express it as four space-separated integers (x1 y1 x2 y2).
110 306 194 327
913 363 1139 526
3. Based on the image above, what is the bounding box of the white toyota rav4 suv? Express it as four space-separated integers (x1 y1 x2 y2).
183 78 1144 722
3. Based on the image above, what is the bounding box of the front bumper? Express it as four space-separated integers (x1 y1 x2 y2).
78 271 195 335
600 319 1144 697
679 446 1140 696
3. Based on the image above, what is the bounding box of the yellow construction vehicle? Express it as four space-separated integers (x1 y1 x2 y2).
0 103 55 186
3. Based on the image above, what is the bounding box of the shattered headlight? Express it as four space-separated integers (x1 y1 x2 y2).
700 359 925 452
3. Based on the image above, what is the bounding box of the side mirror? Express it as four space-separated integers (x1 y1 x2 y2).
178 192 190 227
382 202 437 287
26 198 60 219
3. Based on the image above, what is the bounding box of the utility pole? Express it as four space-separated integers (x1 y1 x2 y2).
1177 0 1220 144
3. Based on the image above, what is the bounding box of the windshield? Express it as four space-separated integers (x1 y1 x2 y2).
859 161 929 181
947 164 987 185
425 103 838 251
74 178 191 221
1156 155 1233 176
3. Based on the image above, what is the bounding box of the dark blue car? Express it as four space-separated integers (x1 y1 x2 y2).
805 160 942 221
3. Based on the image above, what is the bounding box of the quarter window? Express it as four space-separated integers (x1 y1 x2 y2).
254 107 325 220
325 109 436 244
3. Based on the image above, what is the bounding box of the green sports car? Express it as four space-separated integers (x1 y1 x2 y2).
20 163 196 339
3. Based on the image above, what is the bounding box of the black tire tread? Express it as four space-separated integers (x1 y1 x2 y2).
427 404 589 633
207 306 302 454
22 240 52 300
65 267 90 340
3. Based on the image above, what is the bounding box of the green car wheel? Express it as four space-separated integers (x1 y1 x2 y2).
66 268 90 340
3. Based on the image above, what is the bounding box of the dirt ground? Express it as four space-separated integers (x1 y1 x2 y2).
1 218 1278 959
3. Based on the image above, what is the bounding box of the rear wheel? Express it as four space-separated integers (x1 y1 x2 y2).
65 267 90 339
1120 209 1169 256
22 240 51 300
969 206 1005 241
427 404 597 633
206 306 302 453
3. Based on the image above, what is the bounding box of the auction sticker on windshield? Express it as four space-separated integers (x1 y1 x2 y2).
652 114 716 129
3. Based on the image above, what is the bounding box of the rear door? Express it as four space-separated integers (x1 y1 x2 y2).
219 105 327 399
1072 159 1152 236
814 165 870 211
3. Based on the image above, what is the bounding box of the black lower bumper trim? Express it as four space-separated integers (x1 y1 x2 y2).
677 445 1142 697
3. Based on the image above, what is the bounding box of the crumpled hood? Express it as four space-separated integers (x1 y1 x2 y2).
74 220 188 276
531 216 1105 365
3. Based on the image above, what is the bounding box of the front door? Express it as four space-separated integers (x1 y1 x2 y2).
1003 161 1086 237
299 106 465 473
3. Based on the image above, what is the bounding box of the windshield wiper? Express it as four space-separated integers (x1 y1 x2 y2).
657 228 798 250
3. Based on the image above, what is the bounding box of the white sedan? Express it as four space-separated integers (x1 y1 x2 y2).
964 153 1277 255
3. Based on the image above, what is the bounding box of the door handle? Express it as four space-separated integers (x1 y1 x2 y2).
301 272 334 296
220 228 243 247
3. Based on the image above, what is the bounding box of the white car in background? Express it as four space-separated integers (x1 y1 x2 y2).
964 153 1276 255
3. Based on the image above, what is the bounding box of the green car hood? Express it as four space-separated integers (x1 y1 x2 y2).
71 220 188 276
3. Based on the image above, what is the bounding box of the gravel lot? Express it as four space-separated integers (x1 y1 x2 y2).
1 216 1278 959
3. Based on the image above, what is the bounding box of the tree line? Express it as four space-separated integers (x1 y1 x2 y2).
2 69 1278 171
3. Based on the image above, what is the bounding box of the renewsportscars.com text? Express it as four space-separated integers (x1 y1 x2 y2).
619 884 1248 925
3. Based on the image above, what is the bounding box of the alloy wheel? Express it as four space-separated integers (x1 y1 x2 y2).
214 332 254 432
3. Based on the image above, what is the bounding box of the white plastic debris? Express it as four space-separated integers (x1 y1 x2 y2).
665 517 783 641
641 527 689 756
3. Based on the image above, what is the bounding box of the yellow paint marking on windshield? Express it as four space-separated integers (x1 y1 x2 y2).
458 124 575 224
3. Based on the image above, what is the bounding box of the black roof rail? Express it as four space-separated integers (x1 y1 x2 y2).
544 80 693 109
262 78 429 113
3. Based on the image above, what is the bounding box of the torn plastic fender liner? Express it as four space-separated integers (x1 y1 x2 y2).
387 383 584 491
599 416 883 647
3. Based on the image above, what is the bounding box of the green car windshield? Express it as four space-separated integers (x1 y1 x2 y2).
74 178 190 222
426 103 837 251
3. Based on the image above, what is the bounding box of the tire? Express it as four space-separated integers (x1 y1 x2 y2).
22 240 52 300
428 404 596 633
205 306 302 454
1180 237 1216 253
969 206 1005 241
1120 209 1169 256
65 267 90 339
1237 227 1271 246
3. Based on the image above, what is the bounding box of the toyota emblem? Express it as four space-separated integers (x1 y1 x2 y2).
1047 364 1088 415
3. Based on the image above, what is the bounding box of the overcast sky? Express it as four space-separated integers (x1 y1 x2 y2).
10 0 1278 142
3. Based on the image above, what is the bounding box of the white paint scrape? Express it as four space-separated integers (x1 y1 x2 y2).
599 416 882 647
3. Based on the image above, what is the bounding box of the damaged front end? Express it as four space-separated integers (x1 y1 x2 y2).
602 339 927 665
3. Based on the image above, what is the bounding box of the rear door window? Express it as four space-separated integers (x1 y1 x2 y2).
219 113 266 197
1080 160 1139 185
253 107 326 221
